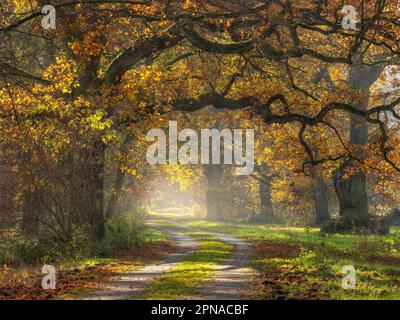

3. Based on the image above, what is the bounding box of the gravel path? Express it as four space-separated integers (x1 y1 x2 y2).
85 217 256 300
85 228 197 300
174 223 255 300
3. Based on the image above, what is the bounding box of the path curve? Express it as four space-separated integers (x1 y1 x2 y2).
85 227 197 300
174 222 255 300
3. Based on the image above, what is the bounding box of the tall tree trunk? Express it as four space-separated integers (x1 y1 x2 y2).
69 65 106 240
314 177 329 225
204 116 226 220
334 162 369 227
254 163 275 222
22 190 39 236
105 167 125 219
205 164 224 220
69 140 106 240
334 61 383 228
105 134 133 219
259 178 274 221
88 139 106 240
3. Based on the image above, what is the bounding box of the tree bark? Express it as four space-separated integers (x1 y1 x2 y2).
314 177 330 225
259 178 274 221
87 139 106 240
105 134 134 219
334 162 369 226
205 164 224 220
253 163 275 222
334 61 383 228
105 167 125 219
22 190 39 236
258 163 274 222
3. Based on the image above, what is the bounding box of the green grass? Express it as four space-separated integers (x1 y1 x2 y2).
0 225 174 300
58 226 174 299
140 227 169 242
184 220 400 300
133 224 234 300
186 220 400 249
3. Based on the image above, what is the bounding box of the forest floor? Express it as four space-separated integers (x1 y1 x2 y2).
85 225 199 300
132 217 256 300
186 220 400 299
0 239 177 300
1 209 399 300
0 213 257 300
78 210 259 300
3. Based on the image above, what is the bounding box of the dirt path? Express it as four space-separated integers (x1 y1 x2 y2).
85 227 197 300
174 223 256 300
192 232 254 300
85 215 256 300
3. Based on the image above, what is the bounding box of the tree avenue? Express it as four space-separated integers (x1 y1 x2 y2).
0 0 400 241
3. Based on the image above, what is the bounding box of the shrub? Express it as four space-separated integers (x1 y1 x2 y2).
14 238 44 264
0 211 147 263
0 240 14 264
386 208 400 226
320 216 353 234
93 213 146 256
320 215 390 235
0 227 91 265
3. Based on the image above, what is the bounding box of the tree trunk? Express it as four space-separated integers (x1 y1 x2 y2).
314 177 330 225
253 163 275 222
334 162 369 227
66 59 106 240
205 164 224 220
259 168 275 222
105 134 133 219
259 178 274 222
88 139 106 240
22 190 39 236
105 167 125 219
334 61 383 228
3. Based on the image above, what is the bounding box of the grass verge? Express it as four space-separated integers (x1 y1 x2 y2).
185 220 400 300
133 225 234 300
0 228 175 300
